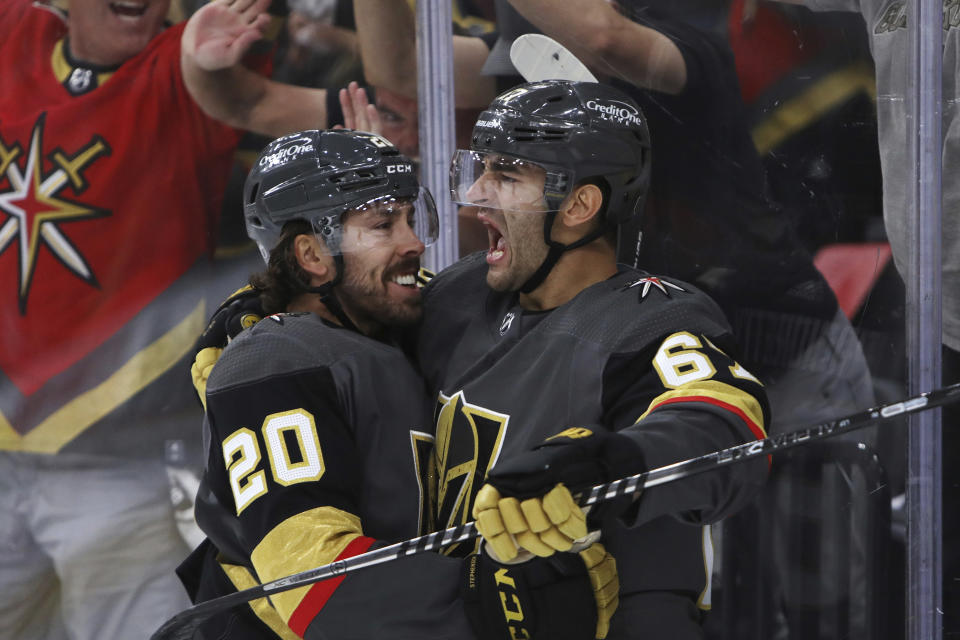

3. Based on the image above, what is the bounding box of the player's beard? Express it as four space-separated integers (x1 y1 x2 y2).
336 254 423 332
486 211 550 293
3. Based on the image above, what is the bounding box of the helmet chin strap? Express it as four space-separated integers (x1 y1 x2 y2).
518 210 609 295
305 255 361 333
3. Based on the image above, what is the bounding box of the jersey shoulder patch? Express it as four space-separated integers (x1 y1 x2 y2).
544 269 730 352
620 274 689 299
615 269 722 315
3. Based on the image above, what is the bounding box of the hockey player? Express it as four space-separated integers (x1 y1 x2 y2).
416 80 771 639
179 129 618 640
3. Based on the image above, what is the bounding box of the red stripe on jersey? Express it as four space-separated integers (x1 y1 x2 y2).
651 395 766 443
287 536 377 637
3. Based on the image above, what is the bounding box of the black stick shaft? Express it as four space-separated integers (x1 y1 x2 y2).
151 381 960 640
582 382 960 505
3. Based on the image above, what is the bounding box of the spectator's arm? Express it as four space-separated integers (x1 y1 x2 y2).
352 0 496 107
507 0 688 94
181 0 329 138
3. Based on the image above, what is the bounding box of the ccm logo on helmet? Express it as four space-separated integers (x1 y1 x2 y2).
258 143 314 168
386 164 414 174
585 99 644 127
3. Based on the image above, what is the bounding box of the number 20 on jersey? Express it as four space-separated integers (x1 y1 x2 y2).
221 409 325 515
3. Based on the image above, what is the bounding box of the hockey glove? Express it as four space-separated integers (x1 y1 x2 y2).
474 483 587 560
477 427 645 560
191 285 264 408
580 542 619 639
461 542 618 640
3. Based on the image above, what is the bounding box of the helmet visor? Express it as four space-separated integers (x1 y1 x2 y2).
449 149 569 213
316 187 440 254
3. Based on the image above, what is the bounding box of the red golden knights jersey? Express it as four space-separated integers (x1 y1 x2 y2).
0 1 244 457
190 313 472 640
417 253 770 631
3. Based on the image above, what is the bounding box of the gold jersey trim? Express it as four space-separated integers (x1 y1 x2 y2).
218 559 302 640
50 39 115 92
635 379 767 439
250 505 364 623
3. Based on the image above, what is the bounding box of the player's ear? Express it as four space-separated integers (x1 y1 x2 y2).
294 234 332 284
559 183 604 228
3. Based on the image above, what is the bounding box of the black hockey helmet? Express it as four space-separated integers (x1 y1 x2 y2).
450 80 651 224
244 129 438 263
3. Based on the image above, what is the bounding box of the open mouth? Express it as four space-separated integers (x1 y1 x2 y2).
109 1 148 18
480 214 507 265
489 232 506 262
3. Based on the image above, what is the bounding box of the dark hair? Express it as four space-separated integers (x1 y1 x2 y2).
249 220 314 314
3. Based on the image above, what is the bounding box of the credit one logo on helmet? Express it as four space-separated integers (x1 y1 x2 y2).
259 143 314 168
585 100 644 127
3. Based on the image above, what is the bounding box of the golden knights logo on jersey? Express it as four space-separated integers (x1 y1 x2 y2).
434 390 509 556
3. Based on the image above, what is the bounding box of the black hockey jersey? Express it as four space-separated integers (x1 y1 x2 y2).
417 253 769 633
191 312 472 639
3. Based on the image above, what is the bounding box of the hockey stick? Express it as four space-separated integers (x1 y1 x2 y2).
509 33 599 83
151 382 960 640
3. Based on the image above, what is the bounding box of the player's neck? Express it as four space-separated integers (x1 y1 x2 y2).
289 292 386 339
288 294 338 324
518 243 617 311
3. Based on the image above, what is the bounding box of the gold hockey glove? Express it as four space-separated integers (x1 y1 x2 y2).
416 267 435 286
482 426 646 529
579 542 619 639
191 285 264 408
474 483 587 561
